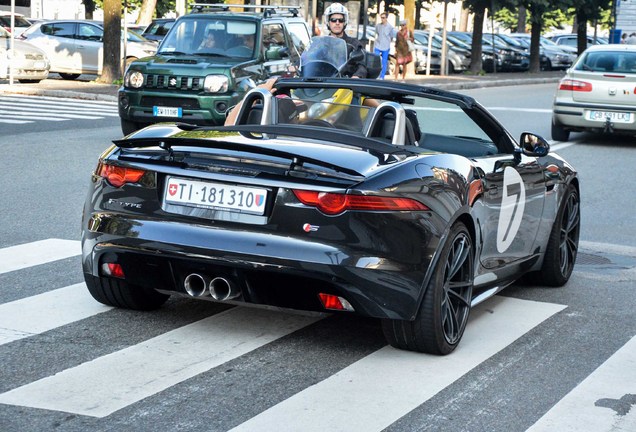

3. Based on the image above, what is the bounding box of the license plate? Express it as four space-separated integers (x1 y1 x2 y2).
586 110 633 123
34 61 46 69
153 106 182 118
165 177 267 215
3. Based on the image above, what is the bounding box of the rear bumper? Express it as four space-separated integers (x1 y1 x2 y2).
82 211 444 320
553 99 636 133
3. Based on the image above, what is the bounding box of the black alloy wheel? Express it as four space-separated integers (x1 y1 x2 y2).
537 184 580 286
382 222 474 355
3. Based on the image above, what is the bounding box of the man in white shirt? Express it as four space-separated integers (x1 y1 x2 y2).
374 13 395 79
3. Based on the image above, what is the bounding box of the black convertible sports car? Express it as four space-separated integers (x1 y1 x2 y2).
81 78 580 355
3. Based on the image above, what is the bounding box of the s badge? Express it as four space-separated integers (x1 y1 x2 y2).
303 223 319 232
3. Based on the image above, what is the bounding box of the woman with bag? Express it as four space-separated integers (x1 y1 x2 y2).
393 19 414 81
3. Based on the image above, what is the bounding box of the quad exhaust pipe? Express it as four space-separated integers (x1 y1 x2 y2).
209 277 240 301
183 273 240 301
184 273 212 297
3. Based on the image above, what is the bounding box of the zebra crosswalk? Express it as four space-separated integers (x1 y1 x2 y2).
0 94 118 124
0 239 634 431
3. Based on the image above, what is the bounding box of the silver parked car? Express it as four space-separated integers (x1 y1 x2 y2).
19 20 156 79
551 44 636 141
0 26 49 83
0 11 32 36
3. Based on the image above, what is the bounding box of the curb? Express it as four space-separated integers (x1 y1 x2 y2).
405 76 562 91
0 76 562 101
0 84 118 102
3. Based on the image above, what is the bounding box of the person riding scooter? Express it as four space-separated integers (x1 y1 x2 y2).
323 2 367 78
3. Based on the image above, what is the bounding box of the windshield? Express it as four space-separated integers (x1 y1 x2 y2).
159 17 257 58
300 36 348 77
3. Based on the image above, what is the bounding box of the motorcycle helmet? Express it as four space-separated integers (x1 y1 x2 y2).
325 3 349 28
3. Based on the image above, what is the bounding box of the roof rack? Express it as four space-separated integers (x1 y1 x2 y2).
190 3 302 18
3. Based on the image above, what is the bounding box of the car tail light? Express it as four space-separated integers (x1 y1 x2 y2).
558 79 592 92
101 263 125 279
292 190 429 215
97 162 146 188
318 293 354 311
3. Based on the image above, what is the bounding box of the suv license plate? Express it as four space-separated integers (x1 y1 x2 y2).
586 110 632 123
165 177 268 215
153 106 182 118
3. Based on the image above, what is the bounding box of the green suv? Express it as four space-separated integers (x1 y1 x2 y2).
118 4 311 135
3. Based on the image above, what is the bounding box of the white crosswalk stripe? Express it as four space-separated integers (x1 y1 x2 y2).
0 95 117 124
0 239 632 431
0 283 111 346
230 297 566 432
0 238 80 274
527 336 636 432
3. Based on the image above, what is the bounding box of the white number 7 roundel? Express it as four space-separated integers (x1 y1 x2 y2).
497 167 526 253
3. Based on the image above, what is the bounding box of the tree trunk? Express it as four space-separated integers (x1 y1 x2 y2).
138 0 158 26
98 0 122 84
529 19 542 72
459 6 469 32
517 6 526 33
469 7 485 74
576 8 588 55
83 0 96 20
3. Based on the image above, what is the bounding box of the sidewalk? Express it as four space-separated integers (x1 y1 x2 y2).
0 70 566 101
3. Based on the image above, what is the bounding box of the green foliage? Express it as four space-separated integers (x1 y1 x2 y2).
94 0 176 19
495 7 570 32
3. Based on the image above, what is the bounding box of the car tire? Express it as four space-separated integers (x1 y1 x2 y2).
85 274 170 311
121 118 143 135
551 121 570 142
381 222 473 355
59 73 81 80
535 184 580 287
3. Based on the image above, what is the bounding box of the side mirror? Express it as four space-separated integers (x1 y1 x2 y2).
265 46 290 61
519 132 550 157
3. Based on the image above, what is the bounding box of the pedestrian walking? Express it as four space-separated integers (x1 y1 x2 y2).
374 13 395 79
394 19 414 81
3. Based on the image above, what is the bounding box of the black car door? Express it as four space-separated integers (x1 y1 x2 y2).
474 153 546 269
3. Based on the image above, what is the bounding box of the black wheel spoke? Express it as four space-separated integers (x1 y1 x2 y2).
447 282 472 307
442 292 459 341
440 231 473 345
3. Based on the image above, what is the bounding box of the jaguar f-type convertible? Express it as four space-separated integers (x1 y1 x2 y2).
81 78 580 355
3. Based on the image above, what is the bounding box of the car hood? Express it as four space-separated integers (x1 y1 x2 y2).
0 37 48 58
137 54 254 73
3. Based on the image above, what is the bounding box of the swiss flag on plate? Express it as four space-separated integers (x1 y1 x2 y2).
168 183 178 196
